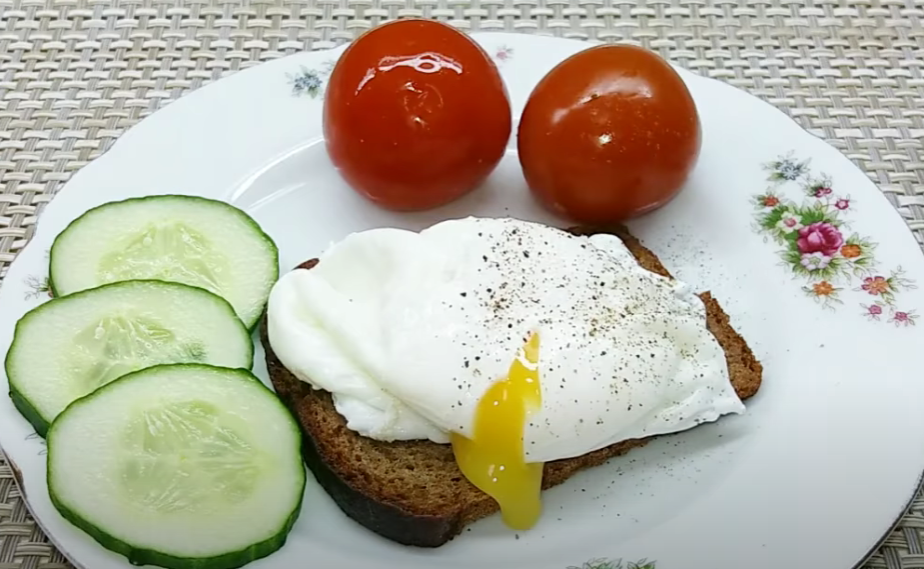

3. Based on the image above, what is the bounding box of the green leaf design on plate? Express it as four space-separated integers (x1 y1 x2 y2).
568 558 656 569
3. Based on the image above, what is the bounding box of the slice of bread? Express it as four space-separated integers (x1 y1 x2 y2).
260 225 763 548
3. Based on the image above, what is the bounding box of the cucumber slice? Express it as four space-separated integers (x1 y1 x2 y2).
49 195 279 329
6 280 253 436
47 364 305 569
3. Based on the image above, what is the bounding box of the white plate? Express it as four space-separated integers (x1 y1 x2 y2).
1 32 922 569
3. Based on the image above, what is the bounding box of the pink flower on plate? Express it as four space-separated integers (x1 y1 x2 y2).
495 46 513 62
813 186 833 198
797 222 844 256
891 310 917 327
861 276 891 296
862 303 883 321
835 198 850 210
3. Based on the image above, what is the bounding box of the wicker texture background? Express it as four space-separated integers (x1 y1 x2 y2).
0 0 922 567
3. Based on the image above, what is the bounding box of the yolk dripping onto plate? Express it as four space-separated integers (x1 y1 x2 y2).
451 332 543 530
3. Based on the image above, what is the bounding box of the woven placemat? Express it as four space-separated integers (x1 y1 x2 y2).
0 0 922 567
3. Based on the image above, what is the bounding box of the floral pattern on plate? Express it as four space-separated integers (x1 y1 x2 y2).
287 62 334 98
753 153 917 325
568 558 655 569
24 275 51 300
493 45 514 64
24 432 46 456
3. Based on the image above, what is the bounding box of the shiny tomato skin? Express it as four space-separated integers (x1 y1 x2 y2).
323 19 512 211
517 44 701 225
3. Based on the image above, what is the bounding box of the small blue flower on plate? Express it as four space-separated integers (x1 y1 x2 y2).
288 67 324 98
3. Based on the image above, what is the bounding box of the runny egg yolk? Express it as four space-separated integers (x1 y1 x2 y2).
450 332 544 530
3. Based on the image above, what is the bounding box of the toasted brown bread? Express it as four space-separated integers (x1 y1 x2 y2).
260 225 763 548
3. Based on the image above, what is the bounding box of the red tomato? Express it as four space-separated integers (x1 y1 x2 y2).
517 45 701 225
323 19 512 211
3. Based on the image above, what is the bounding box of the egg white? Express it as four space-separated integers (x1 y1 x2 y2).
267 217 744 463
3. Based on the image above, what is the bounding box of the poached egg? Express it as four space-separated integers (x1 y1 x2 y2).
267 217 744 529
